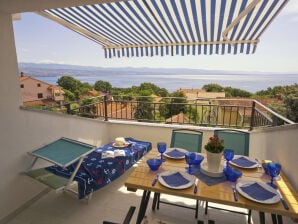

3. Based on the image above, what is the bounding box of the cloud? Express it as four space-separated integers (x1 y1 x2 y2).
20 48 29 52
37 59 66 64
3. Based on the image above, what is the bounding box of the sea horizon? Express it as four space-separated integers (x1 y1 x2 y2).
19 63 298 94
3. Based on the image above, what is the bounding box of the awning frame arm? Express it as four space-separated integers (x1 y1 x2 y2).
222 0 261 41
36 11 112 46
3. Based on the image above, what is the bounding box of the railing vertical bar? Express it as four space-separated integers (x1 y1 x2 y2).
235 106 239 128
250 101 256 131
228 106 233 127
223 106 226 127
104 94 108 121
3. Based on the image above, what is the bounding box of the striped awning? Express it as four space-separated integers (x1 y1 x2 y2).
38 0 289 58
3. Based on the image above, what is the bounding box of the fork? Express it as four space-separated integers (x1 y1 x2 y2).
232 185 238 201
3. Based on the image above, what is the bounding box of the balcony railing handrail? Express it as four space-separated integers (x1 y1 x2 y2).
37 95 294 130
253 99 295 124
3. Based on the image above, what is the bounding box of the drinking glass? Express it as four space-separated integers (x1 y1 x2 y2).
267 162 281 189
224 149 234 168
157 142 167 162
185 152 196 174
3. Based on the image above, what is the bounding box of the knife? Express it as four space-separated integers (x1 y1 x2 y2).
194 178 199 194
277 190 289 210
152 174 159 186
232 185 238 201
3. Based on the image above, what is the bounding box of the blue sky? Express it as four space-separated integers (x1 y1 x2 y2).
13 0 298 73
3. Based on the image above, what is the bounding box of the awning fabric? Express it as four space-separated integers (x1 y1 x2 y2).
39 0 288 58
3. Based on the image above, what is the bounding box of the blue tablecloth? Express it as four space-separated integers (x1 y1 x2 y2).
46 137 152 199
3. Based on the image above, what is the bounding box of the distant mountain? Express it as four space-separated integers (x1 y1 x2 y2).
17 62 259 77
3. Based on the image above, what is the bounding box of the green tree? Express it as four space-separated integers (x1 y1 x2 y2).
94 80 112 92
202 83 224 92
156 87 169 97
160 91 187 118
80 82 93 93
57 76 81 93
283 84 298 122
63 89 76 101
134 90 154 121
224 87 252 97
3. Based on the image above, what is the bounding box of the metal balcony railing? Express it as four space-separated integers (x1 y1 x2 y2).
44 95 294 130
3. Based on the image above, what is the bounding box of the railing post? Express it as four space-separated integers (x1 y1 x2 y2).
66 103 71 114
104 94 108 121
250 101 256 131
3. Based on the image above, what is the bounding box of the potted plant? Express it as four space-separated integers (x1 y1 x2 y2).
204 135 224 172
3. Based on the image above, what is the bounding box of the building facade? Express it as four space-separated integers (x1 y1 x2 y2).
19 72 64 105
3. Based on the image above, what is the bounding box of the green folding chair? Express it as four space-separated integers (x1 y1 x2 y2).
152 128 203 218
215 129 249 156
205 129 251 224
170 129 203 153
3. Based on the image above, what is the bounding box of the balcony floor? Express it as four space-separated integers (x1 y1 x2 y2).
6 170 295 224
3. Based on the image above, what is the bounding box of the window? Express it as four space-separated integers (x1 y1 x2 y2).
37 83 41 87
20 84 24 88
37 93 43 99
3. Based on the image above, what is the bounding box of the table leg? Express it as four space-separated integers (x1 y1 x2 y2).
152 193 158 210
259 212 265 224
136 190 151 224
277 214 283 224
271 213 283 224
272 214 277 224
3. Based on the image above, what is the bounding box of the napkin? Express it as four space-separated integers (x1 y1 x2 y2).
165 149 185 158
232 157 257 167
161 172 190 187
101 150 114 159
114 149 126 157
240 182 276 201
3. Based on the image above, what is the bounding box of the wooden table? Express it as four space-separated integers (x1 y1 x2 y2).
125 150 298 224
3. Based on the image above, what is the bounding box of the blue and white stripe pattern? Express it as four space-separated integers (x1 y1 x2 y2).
42 0 288 58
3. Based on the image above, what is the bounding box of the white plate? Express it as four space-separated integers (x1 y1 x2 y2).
158 171 194 189
236 180 280 204
164 148 188 159
230 155 258 169
200 161 224 177
112 142 130 148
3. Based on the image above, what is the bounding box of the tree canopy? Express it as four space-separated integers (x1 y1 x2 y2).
56 76 297 122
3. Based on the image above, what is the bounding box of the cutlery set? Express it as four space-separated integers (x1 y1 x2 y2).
152 174 159 186
232 185 238 201
276 189 289 210
194 178 199 194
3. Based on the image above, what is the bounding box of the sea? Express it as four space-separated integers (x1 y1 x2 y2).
33 73 298 94
20 63 298 94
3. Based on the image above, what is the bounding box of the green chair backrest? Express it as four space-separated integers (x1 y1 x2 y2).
170 129 203 152
214 129 249 156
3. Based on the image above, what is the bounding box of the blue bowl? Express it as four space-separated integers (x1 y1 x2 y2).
193 154 204 166
224 167 242 182
147 158 162 171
